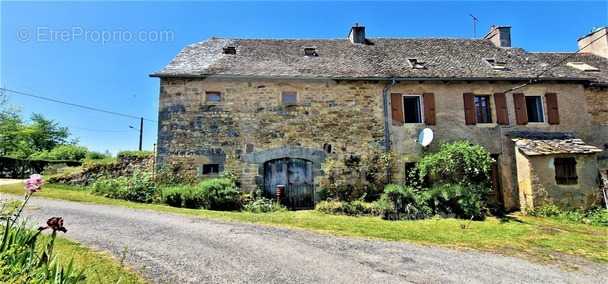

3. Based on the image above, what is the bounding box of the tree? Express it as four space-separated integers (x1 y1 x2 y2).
0 97 76 158
0 105 26 157
26 113 73 152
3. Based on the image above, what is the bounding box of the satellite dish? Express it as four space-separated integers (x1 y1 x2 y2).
418 128 434 147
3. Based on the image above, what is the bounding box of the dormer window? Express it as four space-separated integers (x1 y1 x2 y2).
304 47 318 57
223 46 237 55
567 62 599 72
407 58 426 69
485 58 508 70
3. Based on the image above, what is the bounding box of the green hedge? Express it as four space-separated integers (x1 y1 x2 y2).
0 156 81 178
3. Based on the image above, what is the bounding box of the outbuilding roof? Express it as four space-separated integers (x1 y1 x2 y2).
151 37 590 81
508 131 602 156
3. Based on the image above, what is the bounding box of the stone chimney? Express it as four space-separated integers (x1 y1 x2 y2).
577 27 608 58
348 23 366 44
483 25 511 48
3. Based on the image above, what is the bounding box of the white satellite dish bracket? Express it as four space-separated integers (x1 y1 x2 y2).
418 128 434 147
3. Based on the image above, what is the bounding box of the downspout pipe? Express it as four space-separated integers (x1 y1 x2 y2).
382 79 397 183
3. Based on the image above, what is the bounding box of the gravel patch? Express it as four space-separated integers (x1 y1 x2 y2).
7 195 607 284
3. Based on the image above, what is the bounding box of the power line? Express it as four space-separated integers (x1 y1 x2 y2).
0 87 157 122
68 126 133 133
503 32 607 94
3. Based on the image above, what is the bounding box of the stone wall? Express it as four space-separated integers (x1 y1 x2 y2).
515 153 602 210
387 81 592 210
49 155 154 186
157 77 386 191
156 77 595 211
584 88 608 169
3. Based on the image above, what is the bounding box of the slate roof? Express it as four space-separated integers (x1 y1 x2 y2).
533 52 608 86
508 131 602 156
151 37 591 80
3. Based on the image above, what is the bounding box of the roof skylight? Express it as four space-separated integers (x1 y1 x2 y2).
304 47 318 57
566 62 599 72
407 58 426 69
484 58 508 70
223 46 237 55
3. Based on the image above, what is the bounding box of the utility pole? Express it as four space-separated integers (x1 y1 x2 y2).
469 13 479 38
138 117 143 151
129 117 144 151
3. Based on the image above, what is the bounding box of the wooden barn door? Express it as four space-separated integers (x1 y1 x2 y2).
264 158 314 209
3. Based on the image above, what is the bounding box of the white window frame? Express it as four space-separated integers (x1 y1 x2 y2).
525 94 545 124
402 94 424 125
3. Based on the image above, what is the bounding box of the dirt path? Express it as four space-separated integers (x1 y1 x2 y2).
0 179 23 186
8 195 608 284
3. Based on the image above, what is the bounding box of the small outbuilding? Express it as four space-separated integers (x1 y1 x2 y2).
509 132 603 210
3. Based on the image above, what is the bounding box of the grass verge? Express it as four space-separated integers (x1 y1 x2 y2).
52 238 149 284
2 182 606 269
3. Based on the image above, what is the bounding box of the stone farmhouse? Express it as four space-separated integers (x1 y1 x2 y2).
150 24 607 211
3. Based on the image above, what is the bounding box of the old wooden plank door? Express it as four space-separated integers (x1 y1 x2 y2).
264 158 314 209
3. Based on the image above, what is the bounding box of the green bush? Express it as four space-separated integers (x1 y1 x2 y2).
315 200 383 216
529 204 562 217
196 178 241 210
423 184 490 220
378 184 430 220
529 205 608 226
156 162 197 186
124 172 159 204
243 196 286 213
91 176 129 199
321 144 395 202
414 140 494 187
30 145 88 161
116 150 154 157
162 185 190 208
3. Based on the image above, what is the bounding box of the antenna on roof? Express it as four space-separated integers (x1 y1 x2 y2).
469 13 479 38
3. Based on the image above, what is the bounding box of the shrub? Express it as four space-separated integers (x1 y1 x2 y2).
156 162 197 186
161 185 206 209
162 185 189 208
116 150 154 157
529 204 561 217
196 178 241 211
315 200 383 216
91 176 129 199
124 172 159 204
30 145 88 161
321 143 395 202
423 184 490 220
414 140 494 187
528 205 608 226
85 151 110 160
243 196 286 213
378 184 430 219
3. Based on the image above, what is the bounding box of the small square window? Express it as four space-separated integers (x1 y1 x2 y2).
485 58 508 70
304 48 318 57
223 46 236 54
475 95 492 123
402 96 422 124
407 58 426 69
554 158 577 185
202 164 220 175
282 91 297 105
206 92 221 102
525 95 544 123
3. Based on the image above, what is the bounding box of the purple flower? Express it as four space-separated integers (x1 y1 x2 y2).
38 217 67 233
24 174 44 193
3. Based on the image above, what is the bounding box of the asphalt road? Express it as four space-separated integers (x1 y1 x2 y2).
5 194 607 284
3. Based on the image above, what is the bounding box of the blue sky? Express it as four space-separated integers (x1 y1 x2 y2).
1 1 607 155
